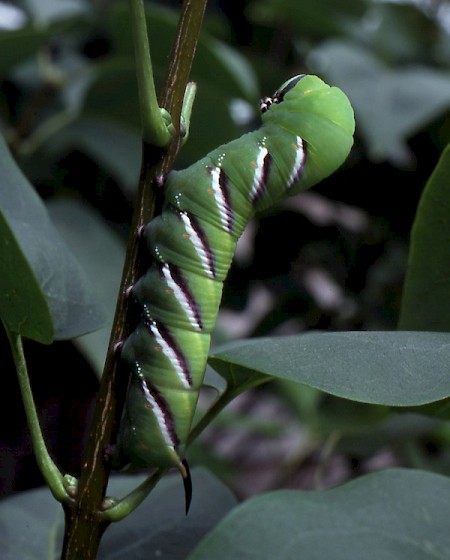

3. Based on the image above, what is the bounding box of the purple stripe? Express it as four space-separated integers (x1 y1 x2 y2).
217 168 234 233
178 210 217 279
143 316 193 388
164 263 204 331
249 150 272 205
139 373 179 448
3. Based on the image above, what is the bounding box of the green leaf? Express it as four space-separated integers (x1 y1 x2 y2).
0 133 105 342
188 469 450 560
248 0 367 37
398 144 450 331
47 199 125 375
0 469 237 560
312 40 450 164
0 208 53 344
208 331 450 406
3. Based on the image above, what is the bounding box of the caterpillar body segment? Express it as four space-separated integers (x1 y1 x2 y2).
115 75 355 510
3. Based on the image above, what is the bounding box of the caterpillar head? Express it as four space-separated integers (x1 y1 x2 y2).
259 74 355 194
259 75 305 113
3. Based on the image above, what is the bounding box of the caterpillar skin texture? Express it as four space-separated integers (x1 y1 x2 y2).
116 74 355 481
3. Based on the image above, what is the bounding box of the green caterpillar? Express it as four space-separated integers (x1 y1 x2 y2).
115 74 355 508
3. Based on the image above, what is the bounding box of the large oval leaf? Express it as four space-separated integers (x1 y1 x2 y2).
208 331 450 406
188 469 450 560
0 207 53 343
47 199 125 375
0 133 105 342
399 143 450 331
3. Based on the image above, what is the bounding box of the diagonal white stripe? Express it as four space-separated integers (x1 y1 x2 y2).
287 136 306 189
209 167 233 233
148 321 191 389
137 370 177 449
179 211 215 279
162 264 202 331
249 145 269 203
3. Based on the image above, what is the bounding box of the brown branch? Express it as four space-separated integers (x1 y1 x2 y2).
159 0 208 174
60 1 208 558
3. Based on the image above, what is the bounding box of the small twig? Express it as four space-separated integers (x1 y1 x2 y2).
159 0 208 173
187 378 271 447
100 468 167 522
128 0 173 146
4 324 67 502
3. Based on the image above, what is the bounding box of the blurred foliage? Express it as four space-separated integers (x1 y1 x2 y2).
2 0 450 514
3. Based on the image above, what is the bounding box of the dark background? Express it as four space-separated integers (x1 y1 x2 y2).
1 0 449 499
